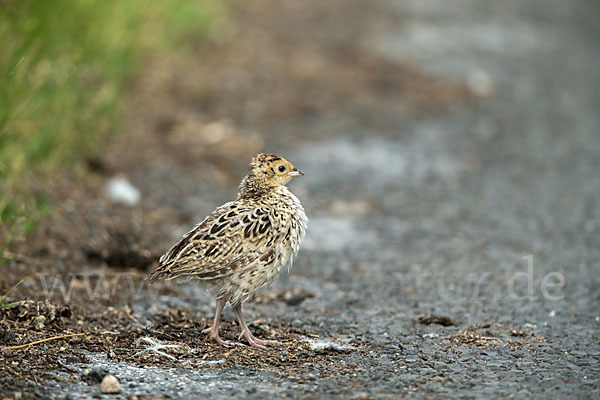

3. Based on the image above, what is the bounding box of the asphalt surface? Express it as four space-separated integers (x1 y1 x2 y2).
5 0 600 398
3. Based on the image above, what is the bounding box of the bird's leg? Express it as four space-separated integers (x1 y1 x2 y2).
232 302 279 348
203 298 236 346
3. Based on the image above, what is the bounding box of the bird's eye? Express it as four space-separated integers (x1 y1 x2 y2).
278 165 286 173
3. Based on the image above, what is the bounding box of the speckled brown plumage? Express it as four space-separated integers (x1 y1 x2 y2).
148 153 307 347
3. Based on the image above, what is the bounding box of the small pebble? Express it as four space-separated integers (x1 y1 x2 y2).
106 176 141 206
285 293 308 306
100 374 122 394
82 367 108 383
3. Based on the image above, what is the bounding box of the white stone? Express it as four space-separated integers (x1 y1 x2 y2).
106 176 141 206
100 374 122 394
307 338 355 351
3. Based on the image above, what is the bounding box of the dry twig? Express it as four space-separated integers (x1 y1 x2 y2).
3 333 85 350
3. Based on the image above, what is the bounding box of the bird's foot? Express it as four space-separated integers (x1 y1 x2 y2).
239 329 280 348
202 326 241 347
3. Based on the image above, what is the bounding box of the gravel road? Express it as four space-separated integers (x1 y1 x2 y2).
2 0 599 398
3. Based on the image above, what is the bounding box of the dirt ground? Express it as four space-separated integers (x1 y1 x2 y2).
2 0 599 399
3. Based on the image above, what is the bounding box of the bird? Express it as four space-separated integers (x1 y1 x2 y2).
148 153 307 347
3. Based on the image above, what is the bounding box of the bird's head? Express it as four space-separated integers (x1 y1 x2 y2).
240 153 304 197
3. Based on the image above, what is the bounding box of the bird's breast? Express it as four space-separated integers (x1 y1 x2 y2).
270 188 307 272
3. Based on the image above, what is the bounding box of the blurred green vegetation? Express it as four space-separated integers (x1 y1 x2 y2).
0 0 224 257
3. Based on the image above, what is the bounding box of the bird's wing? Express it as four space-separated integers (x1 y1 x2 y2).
148 201 275 282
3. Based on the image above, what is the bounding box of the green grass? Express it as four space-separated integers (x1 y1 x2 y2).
0 279 22 310
0 0 224 258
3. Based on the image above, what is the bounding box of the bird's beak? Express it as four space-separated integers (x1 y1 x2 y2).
288 168 304 176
